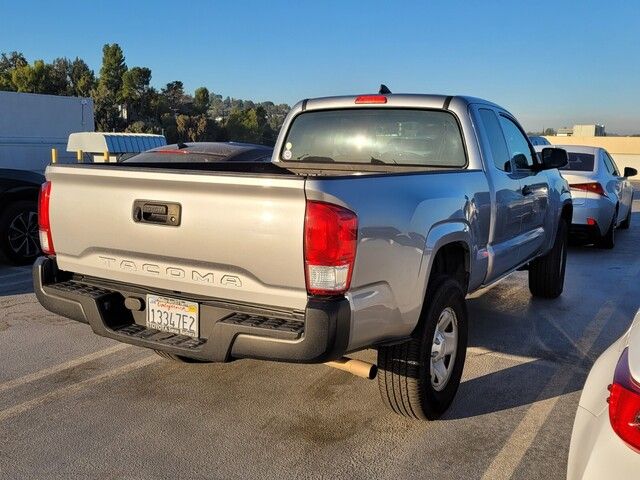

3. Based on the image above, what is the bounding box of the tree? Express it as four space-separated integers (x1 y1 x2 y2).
161 80 188 113
194 86 210 114
69 57 95 97
225 107 263 143
49 57 72 95
543 128 556 136
176 114 213 142
11 60 54 94
0 51 27 90
98 44 127 98
121 66 152 120
93 43 127 131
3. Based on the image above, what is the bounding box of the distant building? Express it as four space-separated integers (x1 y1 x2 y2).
554 124 606 137
573 124 606 136
0 91 94 172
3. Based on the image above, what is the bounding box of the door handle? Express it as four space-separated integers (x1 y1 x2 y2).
132 200 181 226
522 185 533 196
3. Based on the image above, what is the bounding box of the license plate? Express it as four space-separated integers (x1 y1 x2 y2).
146 295 199 338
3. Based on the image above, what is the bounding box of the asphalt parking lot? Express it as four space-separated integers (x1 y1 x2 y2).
0 198 638 480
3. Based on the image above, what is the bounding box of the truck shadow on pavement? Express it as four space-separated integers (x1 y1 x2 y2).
446 211 640 419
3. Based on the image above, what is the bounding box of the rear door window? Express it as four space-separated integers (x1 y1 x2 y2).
478 108 510 171
498 116 535 170
281 109 466 167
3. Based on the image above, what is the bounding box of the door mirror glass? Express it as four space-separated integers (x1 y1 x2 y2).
539 147 568 170
624 166 638 178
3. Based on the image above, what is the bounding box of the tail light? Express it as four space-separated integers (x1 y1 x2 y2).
354 95 387 104
571 182 606 196
38 181 55 255
304 201 357 296
608 348 640 452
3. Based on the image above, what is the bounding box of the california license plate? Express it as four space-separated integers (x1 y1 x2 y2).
146 295 199 338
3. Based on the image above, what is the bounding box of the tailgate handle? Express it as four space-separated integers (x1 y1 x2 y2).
133 200 181 226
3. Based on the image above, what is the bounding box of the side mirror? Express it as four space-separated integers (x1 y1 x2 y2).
624 167 637 178
539 147 568 170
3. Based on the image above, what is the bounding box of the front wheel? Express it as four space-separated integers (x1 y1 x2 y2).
529 220 568 298
377 277 468 420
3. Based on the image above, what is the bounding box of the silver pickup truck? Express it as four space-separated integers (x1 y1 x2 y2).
33 92 572 420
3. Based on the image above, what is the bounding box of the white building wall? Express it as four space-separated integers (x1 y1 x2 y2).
0 91 94 172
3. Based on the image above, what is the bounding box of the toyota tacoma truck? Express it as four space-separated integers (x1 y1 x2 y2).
33 91 572 420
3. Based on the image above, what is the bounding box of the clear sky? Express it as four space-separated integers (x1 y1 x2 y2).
1 0 639 133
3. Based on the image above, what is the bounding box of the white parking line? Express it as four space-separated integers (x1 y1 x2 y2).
0 356 157 423
481 262 640 480
0 344 130 394
467 346 539 365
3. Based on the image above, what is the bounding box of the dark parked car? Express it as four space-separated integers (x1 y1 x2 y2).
0 169 44 264
122 142 274 163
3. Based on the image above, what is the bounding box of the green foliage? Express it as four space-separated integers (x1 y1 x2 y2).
0 44 290 145
194 87 209 114
97 44 127 98
161 81 187 113
93 44 128 131
69 58 95 97
11 60 57 94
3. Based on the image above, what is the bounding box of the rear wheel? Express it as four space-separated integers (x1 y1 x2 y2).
377 277 468 420
597 215 616 249
529 220 568 298
0 201 40 265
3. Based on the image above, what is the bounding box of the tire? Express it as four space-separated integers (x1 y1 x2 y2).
529 220 568 298
597 215 616 249
377 277 468 420
0 200 40 265
619 208 631 230
154 350 209 363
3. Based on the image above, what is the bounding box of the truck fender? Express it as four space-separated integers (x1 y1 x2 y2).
418 221 474 296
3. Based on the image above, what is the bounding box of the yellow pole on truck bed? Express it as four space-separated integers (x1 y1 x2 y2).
51 148 57 164
77 150 83 163
103 150 109 162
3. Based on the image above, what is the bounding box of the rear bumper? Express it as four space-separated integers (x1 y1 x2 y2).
571 199 614 237
570 224 602 243
33 257 350 364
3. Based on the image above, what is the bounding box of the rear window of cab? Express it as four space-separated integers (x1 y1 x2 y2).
280 109 466 168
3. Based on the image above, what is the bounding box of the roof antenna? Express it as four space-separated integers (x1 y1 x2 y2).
379 84 392 95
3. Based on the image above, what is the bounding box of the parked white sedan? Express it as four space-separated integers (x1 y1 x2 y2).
567 310 640 479
535 145 636 248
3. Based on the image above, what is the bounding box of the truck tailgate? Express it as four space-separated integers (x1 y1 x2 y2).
46 165 308 311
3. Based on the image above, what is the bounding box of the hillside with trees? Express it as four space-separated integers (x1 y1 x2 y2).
0 45 290 145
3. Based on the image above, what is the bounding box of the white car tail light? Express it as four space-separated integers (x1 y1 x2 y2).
38 181 55 255
608 348 640 452
304 201 357 296
571 182 607 196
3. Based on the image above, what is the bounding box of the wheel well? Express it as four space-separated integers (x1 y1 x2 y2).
428 242 469 294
